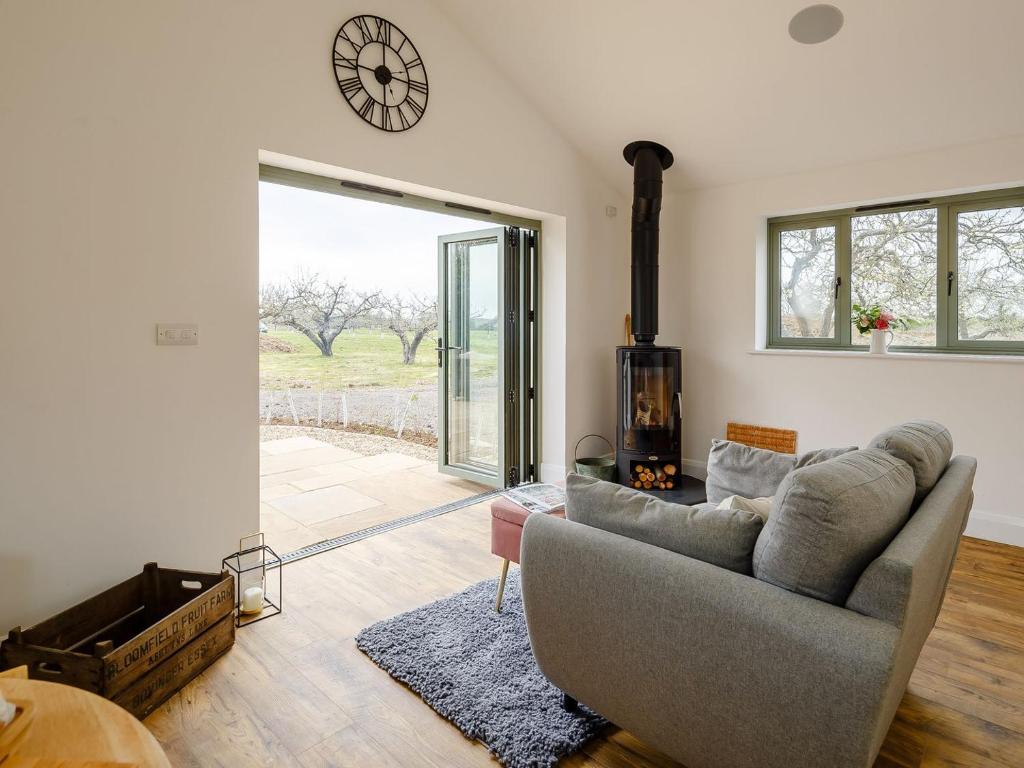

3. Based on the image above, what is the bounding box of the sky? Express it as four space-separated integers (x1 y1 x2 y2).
258 181 494 302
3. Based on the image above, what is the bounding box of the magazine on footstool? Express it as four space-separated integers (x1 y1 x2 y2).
501 483 566 514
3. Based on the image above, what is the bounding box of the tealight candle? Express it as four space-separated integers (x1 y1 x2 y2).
0 691 15 726
241 586 264 615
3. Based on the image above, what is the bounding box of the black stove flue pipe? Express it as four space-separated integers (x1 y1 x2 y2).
623 140 674 345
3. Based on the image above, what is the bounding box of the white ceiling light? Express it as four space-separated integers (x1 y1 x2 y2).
788 4 844 44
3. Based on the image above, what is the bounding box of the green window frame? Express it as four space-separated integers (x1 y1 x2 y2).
767 187 1024 354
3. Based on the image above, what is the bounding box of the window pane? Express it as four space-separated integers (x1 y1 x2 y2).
779 225 836 338
957 206 1024 342
850 209 937 347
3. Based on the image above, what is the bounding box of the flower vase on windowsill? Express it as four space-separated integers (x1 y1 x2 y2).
853 304 908 355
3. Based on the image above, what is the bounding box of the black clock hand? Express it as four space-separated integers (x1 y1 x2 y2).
356 63 408 84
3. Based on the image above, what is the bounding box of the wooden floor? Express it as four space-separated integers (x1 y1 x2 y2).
145 507 1024 767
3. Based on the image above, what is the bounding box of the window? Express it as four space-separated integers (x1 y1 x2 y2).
851 208 937 347
768 188 1024 354
954 204 1024 344
778 223 837 339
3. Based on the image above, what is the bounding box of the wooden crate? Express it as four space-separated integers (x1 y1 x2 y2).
1 562 234 717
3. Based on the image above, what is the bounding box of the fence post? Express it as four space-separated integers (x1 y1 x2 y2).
317 374 325 428
396 394 416 440
286 388 299 425
263 391 275 425
392 392 402 432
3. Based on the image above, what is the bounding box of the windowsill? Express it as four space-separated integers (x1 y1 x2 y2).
750 348 1024 364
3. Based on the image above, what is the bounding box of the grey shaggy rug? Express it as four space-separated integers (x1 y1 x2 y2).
355 569 607 768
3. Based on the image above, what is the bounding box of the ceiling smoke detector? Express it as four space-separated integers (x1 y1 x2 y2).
788 4 844 44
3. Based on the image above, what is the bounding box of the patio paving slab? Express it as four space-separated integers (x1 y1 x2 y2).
343 452 430 475
267 483 384 525
261 483 302 501
257 428 489 555
260 436 340 455
291 466 364 492
260 467 322 489
260 445 363 475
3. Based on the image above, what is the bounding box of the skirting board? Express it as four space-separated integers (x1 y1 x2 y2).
680 458 708 480
964 510 1024 548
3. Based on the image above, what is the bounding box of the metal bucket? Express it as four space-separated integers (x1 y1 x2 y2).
574 434 617 482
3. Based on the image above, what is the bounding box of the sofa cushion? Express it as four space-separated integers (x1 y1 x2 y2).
566 473 764 574
869 421 952 504
753 449 915 604
705 439 797 504
716 494 773 523
795 445 858 468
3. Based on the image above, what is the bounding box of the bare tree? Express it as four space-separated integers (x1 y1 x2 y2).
260 270 378 357
380 293 438 364
780 226 836 337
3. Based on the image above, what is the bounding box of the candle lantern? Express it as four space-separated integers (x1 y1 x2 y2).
222 532 282 628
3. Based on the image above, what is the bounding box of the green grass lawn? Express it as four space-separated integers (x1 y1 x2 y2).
259 328 497 389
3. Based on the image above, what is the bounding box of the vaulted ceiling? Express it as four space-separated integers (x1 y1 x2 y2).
434 0 1024 192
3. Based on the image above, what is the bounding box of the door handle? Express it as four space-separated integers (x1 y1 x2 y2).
436 339 463 367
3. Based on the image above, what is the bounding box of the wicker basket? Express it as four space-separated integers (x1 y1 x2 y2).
726 422 797 454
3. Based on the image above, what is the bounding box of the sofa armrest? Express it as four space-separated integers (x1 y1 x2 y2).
846 457 976 631
521 513 901 768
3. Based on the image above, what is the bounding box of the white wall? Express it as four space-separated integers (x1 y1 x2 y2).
662 134 1024 546
0 0 628 632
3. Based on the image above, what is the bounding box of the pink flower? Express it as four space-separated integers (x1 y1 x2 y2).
880 311 895 323
875 317 890 330
858 315 870 329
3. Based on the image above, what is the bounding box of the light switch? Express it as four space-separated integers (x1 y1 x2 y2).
157 323 199 346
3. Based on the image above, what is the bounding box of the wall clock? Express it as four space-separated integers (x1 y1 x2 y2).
332 15 428 132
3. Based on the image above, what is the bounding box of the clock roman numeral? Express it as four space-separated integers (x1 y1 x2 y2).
337 28 362 53
397 105 411 130
354 17 374 46
403 56 423 70
333 52 357 71
407 79 428 96
375 19 392 46
358 96 375 122
338 77 362 98
382 106 393 131
406 97 425 119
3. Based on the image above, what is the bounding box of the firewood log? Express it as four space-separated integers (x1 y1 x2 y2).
666 480 674 489
643 481 652 489
663 464 677 476
634 481 642 489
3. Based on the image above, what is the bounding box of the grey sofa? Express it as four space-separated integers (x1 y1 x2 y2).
521 452 976 768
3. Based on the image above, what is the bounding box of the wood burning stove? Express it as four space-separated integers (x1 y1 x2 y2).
615 140 688 496
616 345 682 488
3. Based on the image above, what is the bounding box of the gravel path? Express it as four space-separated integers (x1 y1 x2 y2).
259 424 437 462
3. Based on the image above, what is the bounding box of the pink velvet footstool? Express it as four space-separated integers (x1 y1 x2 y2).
490 497 565 611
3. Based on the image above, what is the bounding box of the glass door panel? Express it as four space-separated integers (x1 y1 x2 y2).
438 229 505 485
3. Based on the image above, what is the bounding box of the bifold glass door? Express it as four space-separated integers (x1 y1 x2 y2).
437 227 535 487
